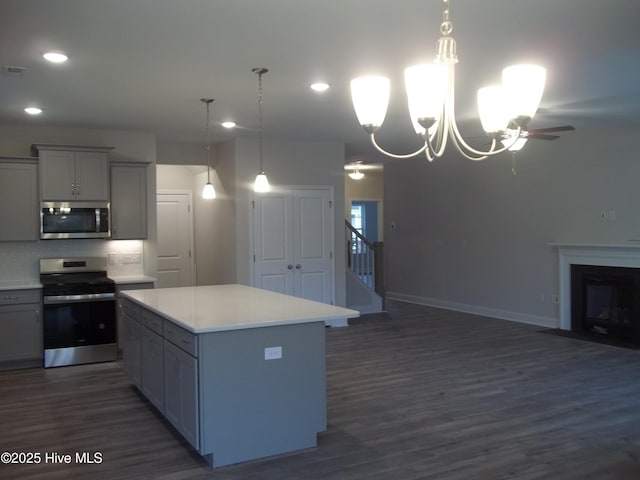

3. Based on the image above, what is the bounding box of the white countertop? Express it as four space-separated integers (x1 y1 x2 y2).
110 275 156 285
0 282 42 291
121 284 360 333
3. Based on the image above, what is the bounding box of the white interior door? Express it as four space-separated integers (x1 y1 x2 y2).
157 192 193 288
253 187 334 304
293 189 332 303
253 192 295 295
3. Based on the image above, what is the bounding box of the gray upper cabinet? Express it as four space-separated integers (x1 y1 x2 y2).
110 162 149 239
35 145 113 201
0 157 39 241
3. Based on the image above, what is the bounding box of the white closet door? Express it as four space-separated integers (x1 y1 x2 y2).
253 192 295 295
253 188 334 304
292 189 332 304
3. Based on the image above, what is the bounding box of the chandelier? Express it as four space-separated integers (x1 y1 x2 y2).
350 0 546 161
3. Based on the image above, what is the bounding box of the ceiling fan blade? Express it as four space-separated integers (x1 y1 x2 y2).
528 125 575 134
528 133 560 140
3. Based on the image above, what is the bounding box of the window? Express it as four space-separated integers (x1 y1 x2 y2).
351 204 364 235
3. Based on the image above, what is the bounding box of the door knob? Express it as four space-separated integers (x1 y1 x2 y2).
287 264 294 270
295 264 301 269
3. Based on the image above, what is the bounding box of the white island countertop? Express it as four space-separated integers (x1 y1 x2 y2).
120 284 360 333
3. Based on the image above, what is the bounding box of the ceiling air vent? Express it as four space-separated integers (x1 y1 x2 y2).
2 65 27 77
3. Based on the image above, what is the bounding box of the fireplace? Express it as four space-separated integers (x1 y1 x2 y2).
554 243 640 332
570 264 640 343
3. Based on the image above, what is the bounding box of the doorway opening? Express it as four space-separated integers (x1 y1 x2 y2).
351 201 379 244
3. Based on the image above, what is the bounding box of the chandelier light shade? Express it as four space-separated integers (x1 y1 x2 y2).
200 98 216 200
404 63 447 135
350 0 546 161
477 86 510 134
350 76 390 131
501 65 547 122
252 67 271 193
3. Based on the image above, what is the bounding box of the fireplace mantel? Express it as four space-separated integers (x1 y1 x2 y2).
552 243 640 330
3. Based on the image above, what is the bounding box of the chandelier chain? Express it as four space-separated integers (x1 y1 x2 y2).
441 0 453 35
200 98 214 181
258 71 264 172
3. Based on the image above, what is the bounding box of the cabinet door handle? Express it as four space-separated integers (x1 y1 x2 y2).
295 264 302 269
287 264 293 270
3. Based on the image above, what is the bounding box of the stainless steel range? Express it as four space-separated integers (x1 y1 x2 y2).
40 257 117 368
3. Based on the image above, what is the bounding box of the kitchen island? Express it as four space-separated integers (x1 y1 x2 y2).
119 284 359 468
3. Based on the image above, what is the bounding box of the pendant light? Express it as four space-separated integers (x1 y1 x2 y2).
201 98 216 199
252 67 271 193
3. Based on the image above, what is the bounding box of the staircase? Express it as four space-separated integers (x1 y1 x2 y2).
345 220 384 314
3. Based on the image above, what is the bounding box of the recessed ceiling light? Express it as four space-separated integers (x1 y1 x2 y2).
24 107 43 115
310 82 330 92
221 121 236 129
43 51 68 63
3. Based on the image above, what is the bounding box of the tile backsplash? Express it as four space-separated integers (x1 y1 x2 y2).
0 239 146 283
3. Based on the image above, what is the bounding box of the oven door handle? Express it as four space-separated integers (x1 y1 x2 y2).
44 293 116 304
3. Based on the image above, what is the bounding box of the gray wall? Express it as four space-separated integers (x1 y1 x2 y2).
384 125 640 327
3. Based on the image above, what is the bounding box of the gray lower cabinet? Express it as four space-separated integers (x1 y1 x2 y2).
121 307 141 389
0 289 42 367
121 295 198 448
117 283 153 355
163 339 198 449
140 325 164 413
123 299 166 414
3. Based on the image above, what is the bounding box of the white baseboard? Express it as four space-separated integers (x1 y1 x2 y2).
346 304 384 315
325 318 349 328
385 291 558 329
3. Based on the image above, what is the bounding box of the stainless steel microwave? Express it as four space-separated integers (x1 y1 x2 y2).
41 202 111 239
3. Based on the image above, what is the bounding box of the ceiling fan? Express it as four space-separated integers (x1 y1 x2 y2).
506 124 575 142
475 124 576 147
498 124 575 175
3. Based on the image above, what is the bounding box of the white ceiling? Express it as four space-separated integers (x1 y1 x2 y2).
1 0 639 163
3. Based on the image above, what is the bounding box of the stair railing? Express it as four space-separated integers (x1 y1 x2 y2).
345 220 384 299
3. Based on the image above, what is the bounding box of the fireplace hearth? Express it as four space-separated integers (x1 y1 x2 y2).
571 264 640 344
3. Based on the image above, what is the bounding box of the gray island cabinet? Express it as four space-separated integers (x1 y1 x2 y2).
120 284 358 468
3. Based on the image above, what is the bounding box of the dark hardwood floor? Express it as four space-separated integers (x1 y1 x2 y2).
2 301 640 479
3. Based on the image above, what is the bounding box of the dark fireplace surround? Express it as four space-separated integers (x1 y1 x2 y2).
571 264 640 344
